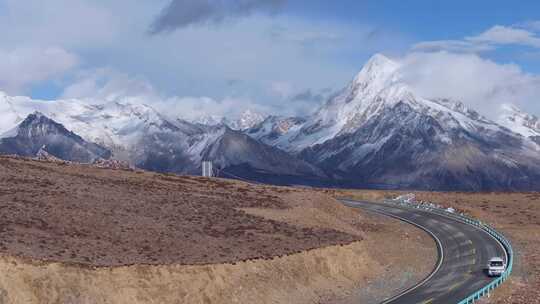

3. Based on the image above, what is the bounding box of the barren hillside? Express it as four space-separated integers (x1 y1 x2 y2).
0 156 362 266
0 156 436 304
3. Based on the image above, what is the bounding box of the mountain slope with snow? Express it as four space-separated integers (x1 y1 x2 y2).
247 54 540 190
1 54 540 190
191 110 267 131
0 112 111 163
499 104 540 144
249 55 516 153
246 116 306 151
0 94 321 183
201 127 325 184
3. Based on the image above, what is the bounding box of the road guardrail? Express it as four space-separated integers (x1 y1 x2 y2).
385 199 513 304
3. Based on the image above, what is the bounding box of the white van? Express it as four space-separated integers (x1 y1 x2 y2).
487 257 506 277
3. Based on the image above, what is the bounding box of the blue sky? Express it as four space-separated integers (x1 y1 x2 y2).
289 0 538 40
286 0 540 71
0 0 539 118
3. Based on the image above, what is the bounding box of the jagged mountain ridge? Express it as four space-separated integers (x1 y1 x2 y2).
246 116 307 151
0 112 111 163
0 96 322 183
191 109 267 131
249 55 522 153
499 103 540 145
1 54 540 190
246 54 540 190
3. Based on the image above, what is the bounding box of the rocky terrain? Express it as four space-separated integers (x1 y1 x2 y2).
0 112 110 163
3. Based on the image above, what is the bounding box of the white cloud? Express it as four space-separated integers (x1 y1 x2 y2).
2 1 538 122
60 68 277 120
158 96 273 121
467 25 540 48
520 20 540 32
59 66 327 121
414 24 540 53
412 40 494 53
0 47 78 94
267 25 342 45
398 52 540 118
62 69 157 101
149 0 286 34
0 1 409 116
0 1 407 103
0 0 123 49
270 81 294 98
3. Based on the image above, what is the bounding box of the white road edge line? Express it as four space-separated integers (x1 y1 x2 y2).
344 199 512 304
374 210 445 304
341 201 445 304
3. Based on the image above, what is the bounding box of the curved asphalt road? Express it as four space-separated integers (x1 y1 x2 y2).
342 200 508 304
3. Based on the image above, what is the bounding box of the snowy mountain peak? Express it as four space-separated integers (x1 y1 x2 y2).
229 109 267 130
289 54 412 150
352 53 401 90
343 54 410 110
192 115 225 127
22 111 56 126
0 112 111 163
362 53 398 72
29 111 46 119
499 103 540 138
191 109 267 131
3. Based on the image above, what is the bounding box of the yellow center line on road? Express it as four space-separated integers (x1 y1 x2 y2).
448 281 462 291
419 298 434 304
457 239 473 247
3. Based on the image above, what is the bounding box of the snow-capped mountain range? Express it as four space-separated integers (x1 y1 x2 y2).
499 104 540 144
248 55 540 189
191 109 267 131
0 112 110 163
0 92 322 184
250 55 539 152
1 54 539 190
